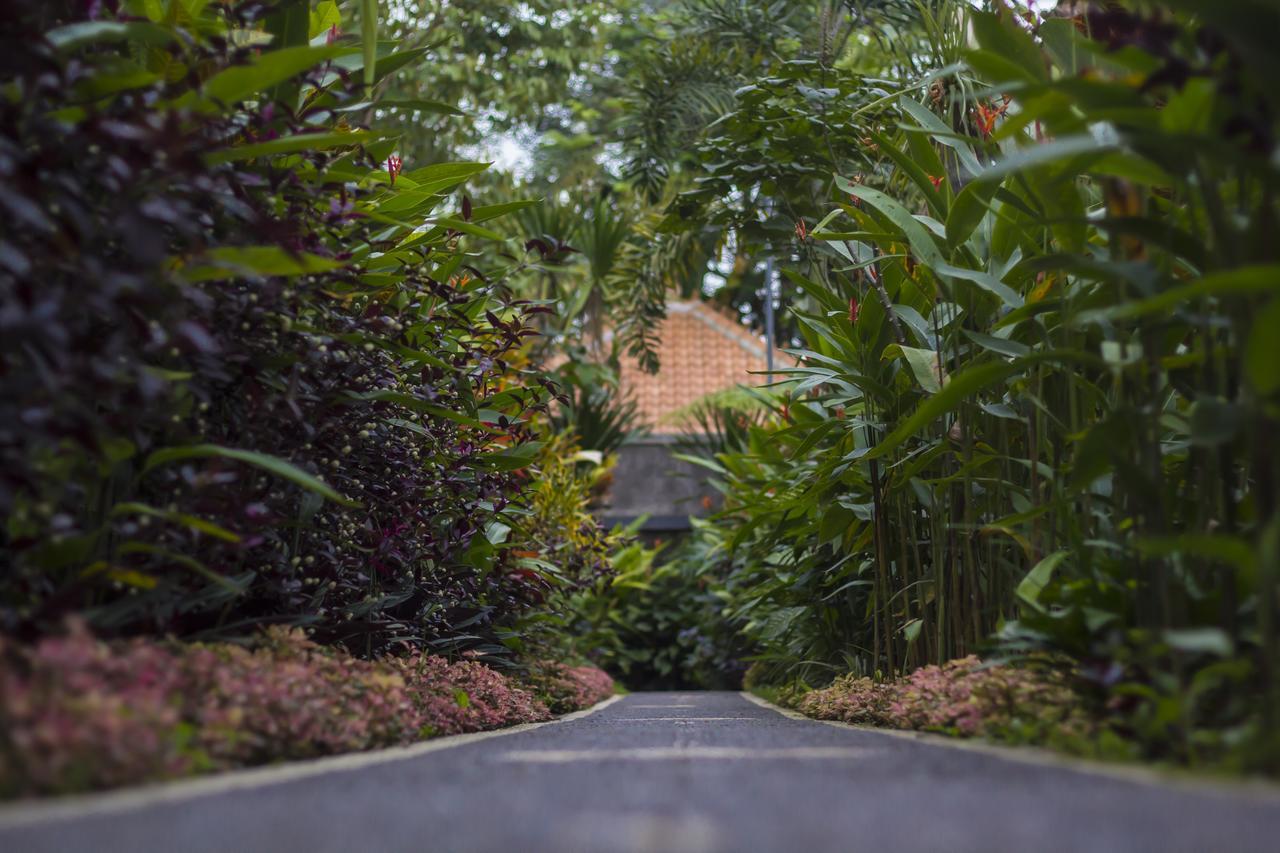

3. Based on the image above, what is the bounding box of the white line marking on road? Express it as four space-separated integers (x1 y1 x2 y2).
629 704 697 708
0 695 624 830
497 746 876 763
616 717 755 722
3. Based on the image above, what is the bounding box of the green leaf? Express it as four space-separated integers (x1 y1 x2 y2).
430 217 505 241
181 246 343 281
115 542 246 593
484 442 544 471
1016 551 1068 612
946 179 1000 249
1245 297 1280 395
371 99 465 116
46 21 173 51
309 1 342 39
466 199 540 223
143 445 355 505
204 130 377 165
964 330 1029 358
399 161 491 189
1090 265 1280 322
111 502 241 543
852 349 1101 462
836 179 945 270
1187 396 1242 448
870 130 947 220
1135 534 1256 575
884 345 945 394
1163 628 1233 657
898 98 983 177
187 45 350 110
934 261 1024 308
978 135 1116 184
970 11 1048 82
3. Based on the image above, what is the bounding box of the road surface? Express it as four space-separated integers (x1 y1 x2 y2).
2 691 1278 852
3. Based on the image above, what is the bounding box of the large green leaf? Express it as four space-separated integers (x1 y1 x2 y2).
181 246 343 281
970 10 1048 83
977 135 1116 184
1245 297 1280 395
204 130 378 165
143 445 355 505
1016 551 1069 612
898 98 982 177
883 344 945 394
182 45 350 111
837 179 945 270
946 179 1000 249
1086 265 1280 322
46 21 173 51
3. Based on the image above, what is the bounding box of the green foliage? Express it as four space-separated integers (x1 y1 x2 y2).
568 526 748 690
0 0 555 657
631 0 1280 772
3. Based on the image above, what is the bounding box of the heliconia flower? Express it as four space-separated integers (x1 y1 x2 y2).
928 174 945 191
974 103 999 139
848 296 860 324
794 219 808 241
386 155 403 185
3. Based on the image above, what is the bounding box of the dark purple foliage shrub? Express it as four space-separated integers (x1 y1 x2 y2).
0 1 551 655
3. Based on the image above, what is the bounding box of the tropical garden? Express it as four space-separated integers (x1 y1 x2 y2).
2 0 1279 798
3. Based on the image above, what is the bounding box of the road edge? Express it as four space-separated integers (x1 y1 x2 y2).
740 691 1280 803
0 694 623 830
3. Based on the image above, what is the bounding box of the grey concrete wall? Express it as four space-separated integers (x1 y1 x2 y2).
600 435 720 532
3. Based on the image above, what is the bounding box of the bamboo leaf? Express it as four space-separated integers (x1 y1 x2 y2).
1016 551 1069 612
143 445 355 505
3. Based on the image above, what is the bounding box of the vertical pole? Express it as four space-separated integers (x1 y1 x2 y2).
763 254 776 385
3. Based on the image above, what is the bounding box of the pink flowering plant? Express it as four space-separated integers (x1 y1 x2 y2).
0 623 611 799
793 656 1096 745
519 662 616 714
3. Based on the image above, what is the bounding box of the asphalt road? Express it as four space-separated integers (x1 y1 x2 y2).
3 691 1279 853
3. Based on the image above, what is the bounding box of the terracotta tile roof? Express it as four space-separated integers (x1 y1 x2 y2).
614 301 785 430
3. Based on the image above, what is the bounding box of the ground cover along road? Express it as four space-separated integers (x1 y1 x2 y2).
3 691 1279 853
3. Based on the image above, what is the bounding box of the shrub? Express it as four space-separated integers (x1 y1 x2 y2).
0 623 612 799
792 656 1096 744
0 0 549 656
520 661 616 714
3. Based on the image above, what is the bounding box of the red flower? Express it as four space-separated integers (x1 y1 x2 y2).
794 219 808 242
386 155 403 185
848 296 860 324
974 103 998 139
326 24 341 45
928 174 945 191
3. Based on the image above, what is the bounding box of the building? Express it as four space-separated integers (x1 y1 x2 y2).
601 300 782 536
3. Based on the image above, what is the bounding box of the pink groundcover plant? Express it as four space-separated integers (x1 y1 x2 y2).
0 623 612 799
793 656 1094 742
